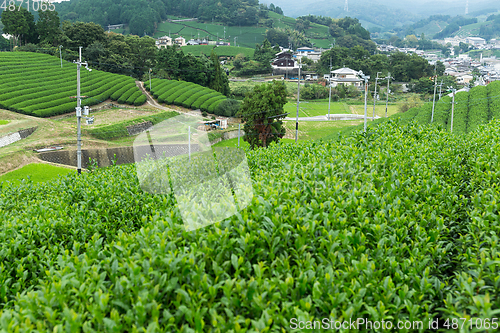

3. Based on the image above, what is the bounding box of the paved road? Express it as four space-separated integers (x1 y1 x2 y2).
285 114 380 121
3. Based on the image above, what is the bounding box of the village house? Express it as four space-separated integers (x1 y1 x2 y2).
324 67 363 88
156 36 172 49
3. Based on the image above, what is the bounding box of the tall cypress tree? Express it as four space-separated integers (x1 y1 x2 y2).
209 49 230 96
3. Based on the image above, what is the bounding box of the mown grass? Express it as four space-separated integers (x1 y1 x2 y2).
0 163 74 186
182 45 254 58
0 120 9 125
284 100 351 117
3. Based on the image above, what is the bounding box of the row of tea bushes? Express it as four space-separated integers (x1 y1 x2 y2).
146 79 227 113
0 52 147 117
4 121 500 331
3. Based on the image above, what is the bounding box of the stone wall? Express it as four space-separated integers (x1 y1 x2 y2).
127 121 153 136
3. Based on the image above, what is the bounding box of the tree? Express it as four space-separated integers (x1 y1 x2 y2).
1 7 37 46
208 49 230 96
37 10 61 46
238 80 287 149
62 21 106 48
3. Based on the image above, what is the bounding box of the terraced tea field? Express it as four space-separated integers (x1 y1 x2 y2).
0 52 146 117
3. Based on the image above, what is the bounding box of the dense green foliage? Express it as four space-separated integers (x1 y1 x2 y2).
448 91 468 134
467 86 488 133
4 120 500 330
155 46 230 94
87 111 178 140
239 80 287 148
147 78 227 112
0 52 145 117
488 81 500 120
316 46 441 82
55 0 263 35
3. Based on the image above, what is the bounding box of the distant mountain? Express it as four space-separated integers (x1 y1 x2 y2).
261 0 500 30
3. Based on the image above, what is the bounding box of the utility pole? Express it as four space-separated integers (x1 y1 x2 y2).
438 79 444 99
224 27 226 40
59 45 63 68
449 87 456 133
385 72 392 118
327 58 332 121
359 71 370 132
295 58 302 142
431 74 438 122
372 72 382 120
73 47 91 175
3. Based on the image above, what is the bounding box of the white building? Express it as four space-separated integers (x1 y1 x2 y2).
466 37 486 46
156 36 172 49
324 67 362 88
174 37 186 47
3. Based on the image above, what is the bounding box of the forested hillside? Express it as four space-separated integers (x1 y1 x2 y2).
56 0 268 36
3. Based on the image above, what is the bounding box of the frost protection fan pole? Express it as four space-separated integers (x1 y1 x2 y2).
450 88 456 133
327 58 332 121
373 72 381 120
385 72 392 118
238 123 241 147
431 74 438 123
74 46 91 174
295 58 302 143
188 126 191 162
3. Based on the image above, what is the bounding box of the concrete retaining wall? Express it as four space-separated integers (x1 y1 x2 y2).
39 144 201 168
0 127 37 148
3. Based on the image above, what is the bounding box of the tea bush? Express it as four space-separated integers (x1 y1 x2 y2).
0 52 142 117
3 120 500 331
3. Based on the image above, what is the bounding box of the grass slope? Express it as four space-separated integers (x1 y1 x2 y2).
0 163 73 186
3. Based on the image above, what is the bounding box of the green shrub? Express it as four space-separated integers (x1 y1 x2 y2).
182 90 208 108
126 91 143 105
215 98 240 117
118 87 139 104
487 81 500 120
432 96 452 128
192 93 218 109
448 91 468 134
111 82 136 101
134 94 147 106
467 85 488 133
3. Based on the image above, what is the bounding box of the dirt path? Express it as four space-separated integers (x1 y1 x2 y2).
135 81 202 118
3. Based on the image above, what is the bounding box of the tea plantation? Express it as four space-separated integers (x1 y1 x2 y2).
399 81 500 133
1 118 500 331
147 78 227 113
0 52 146 117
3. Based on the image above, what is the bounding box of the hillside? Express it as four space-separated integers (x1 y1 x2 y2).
0 52 146 117
3 117 500 329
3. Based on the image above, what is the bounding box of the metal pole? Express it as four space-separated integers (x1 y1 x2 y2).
373 72 381 120
438 80 443 99
327 59 332 121
364 79 368 132
295 58 301 142
77 46 82 175
59 45 63 68
385 73 390 118
450 89 455 133
431 75 437 122
188 126 191 161
238 123 241 147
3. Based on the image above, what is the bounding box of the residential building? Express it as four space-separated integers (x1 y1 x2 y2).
324 67 362 88
174 37 186 47
272 51 297 77
156 36 172 49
